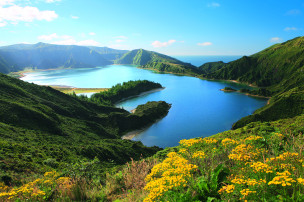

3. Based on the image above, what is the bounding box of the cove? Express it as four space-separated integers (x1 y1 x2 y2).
21 65 268 148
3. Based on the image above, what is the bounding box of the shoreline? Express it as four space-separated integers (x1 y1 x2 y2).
220 88 271 100
115 87 165 105
121 117 164 140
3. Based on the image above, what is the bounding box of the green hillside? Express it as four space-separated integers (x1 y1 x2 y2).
0 73 172 185
205 37 304 93
200 37 304 128
115 49 200 75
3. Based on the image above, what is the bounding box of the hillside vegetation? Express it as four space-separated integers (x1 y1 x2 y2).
90 80 162 105
115 49 200 75
200 37 304 128
0 73 172 188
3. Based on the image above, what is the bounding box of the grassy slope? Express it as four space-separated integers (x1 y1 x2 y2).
200 37 304 128
0 73 170 185
207 37 304 93
115 49 200 75
95 114 304 201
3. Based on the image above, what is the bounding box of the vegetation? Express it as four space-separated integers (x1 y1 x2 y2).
88 114 304 201
198 61 226 74
0 73 173 188
205 37 304 94
1 37 304 201
90 80 163 105
222 87 237 92
200 36 304 127
115 49 200 75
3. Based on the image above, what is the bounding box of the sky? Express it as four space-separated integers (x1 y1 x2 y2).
0 0 303 55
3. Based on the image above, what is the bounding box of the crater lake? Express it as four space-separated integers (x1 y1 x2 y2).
21 58 267 148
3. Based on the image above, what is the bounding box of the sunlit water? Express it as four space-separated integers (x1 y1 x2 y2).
22 60 267 148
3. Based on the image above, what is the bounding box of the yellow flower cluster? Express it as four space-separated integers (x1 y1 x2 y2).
144 152 198 202
218 184 235 194
179 148 187 154
297 178 304 185
231 175 265 186
275 152 299 161
0 171 72 201
280 163 296 171
250 161 273 173
203 138 218 144
0 182 8 192
179 138 203 147
192 151 206 159
268 171 296 186
245 135 263 141
228 144 259 162
0 179 46 200
240 188 257 200
221 138 238 148
246 178 266 186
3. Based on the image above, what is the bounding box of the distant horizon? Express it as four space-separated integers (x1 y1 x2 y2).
0 41 248 57
1 0 303 55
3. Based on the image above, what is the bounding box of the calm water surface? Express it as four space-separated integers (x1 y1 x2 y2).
22 63 267 148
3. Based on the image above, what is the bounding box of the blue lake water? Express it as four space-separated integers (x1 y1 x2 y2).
21 56 267 148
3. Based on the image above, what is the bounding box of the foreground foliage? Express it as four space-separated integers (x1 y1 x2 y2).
93 114 304 201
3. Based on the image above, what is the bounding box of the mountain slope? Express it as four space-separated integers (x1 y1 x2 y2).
115 49 200 75
202 37 304 128
0 43 127 73
0 54 10 74
0 73 169 181
206 37 304 93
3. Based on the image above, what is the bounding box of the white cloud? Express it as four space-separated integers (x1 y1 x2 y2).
0 4 58 26
0 21 7 27
197 42 212 46
45 0 61 3
71 15 79 19
208 2 220 7
151 39 176 48
270 37 282 43
89 32 96 36
284 27 298 31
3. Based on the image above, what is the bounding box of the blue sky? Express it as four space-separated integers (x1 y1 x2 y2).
0 0 303 55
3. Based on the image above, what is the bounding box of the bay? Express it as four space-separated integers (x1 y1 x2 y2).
21 57 267 148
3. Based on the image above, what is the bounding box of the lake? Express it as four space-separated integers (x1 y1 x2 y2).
21 56 267 148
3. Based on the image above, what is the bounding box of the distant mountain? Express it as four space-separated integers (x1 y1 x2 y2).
0 43 127 73
201 37 304 128
115 49 200 75
86 46 128 61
